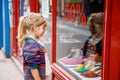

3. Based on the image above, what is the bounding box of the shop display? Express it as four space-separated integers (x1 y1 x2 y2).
81 66 101 77
81 70 98 77
53 0 104 80
60 49 85 65
56 49 102 79
56 59 101 80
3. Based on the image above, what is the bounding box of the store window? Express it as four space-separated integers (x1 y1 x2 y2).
56 0 104 79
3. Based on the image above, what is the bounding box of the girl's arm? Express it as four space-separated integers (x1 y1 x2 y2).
23 39 46 79
30 68 41 80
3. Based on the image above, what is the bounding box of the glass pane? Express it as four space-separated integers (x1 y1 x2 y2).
56 0 104 79
40 0 52 62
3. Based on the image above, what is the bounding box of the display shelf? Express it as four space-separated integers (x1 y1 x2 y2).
57 59 101 80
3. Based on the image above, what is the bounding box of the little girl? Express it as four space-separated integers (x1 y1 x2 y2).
17 13 51 80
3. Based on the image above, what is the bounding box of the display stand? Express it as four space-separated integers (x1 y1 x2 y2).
52 59 101 80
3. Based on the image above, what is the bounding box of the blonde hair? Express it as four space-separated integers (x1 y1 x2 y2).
87 12 104 27
17 13 46 49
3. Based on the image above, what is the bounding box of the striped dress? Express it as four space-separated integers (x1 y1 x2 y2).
23 37 46 80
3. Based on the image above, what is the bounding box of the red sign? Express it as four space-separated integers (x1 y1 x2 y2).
61 3 86 26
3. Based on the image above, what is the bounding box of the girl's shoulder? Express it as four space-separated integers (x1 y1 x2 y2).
23 37 45 52
24 37 37 45
23 37 39 49
25 37 44 46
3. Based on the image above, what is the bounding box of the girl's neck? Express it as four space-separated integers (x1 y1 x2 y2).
28 34 40 41
93 32 102 40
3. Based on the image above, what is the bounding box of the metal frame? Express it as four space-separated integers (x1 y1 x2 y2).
52 0 57 63
0 0 3 48
3 0 10 57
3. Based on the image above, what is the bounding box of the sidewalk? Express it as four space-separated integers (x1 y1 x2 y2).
0 50 24 80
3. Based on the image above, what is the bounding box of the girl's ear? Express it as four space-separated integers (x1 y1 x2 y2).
32 25 37 32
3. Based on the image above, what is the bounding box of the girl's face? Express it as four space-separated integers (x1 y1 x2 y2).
89 23 102 36
89 23 95 35
34 23 46 39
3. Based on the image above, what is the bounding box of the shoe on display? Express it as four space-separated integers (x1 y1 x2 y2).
81 70 97 77
67 49 83 58
60 56 83 65
90 66 101 72
60 49 85 65
81 69 101 77
77 67 89 73
85 60 96 69
94 69 101 75
84 54 101 69
74 64 85 71
95 62 102 67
